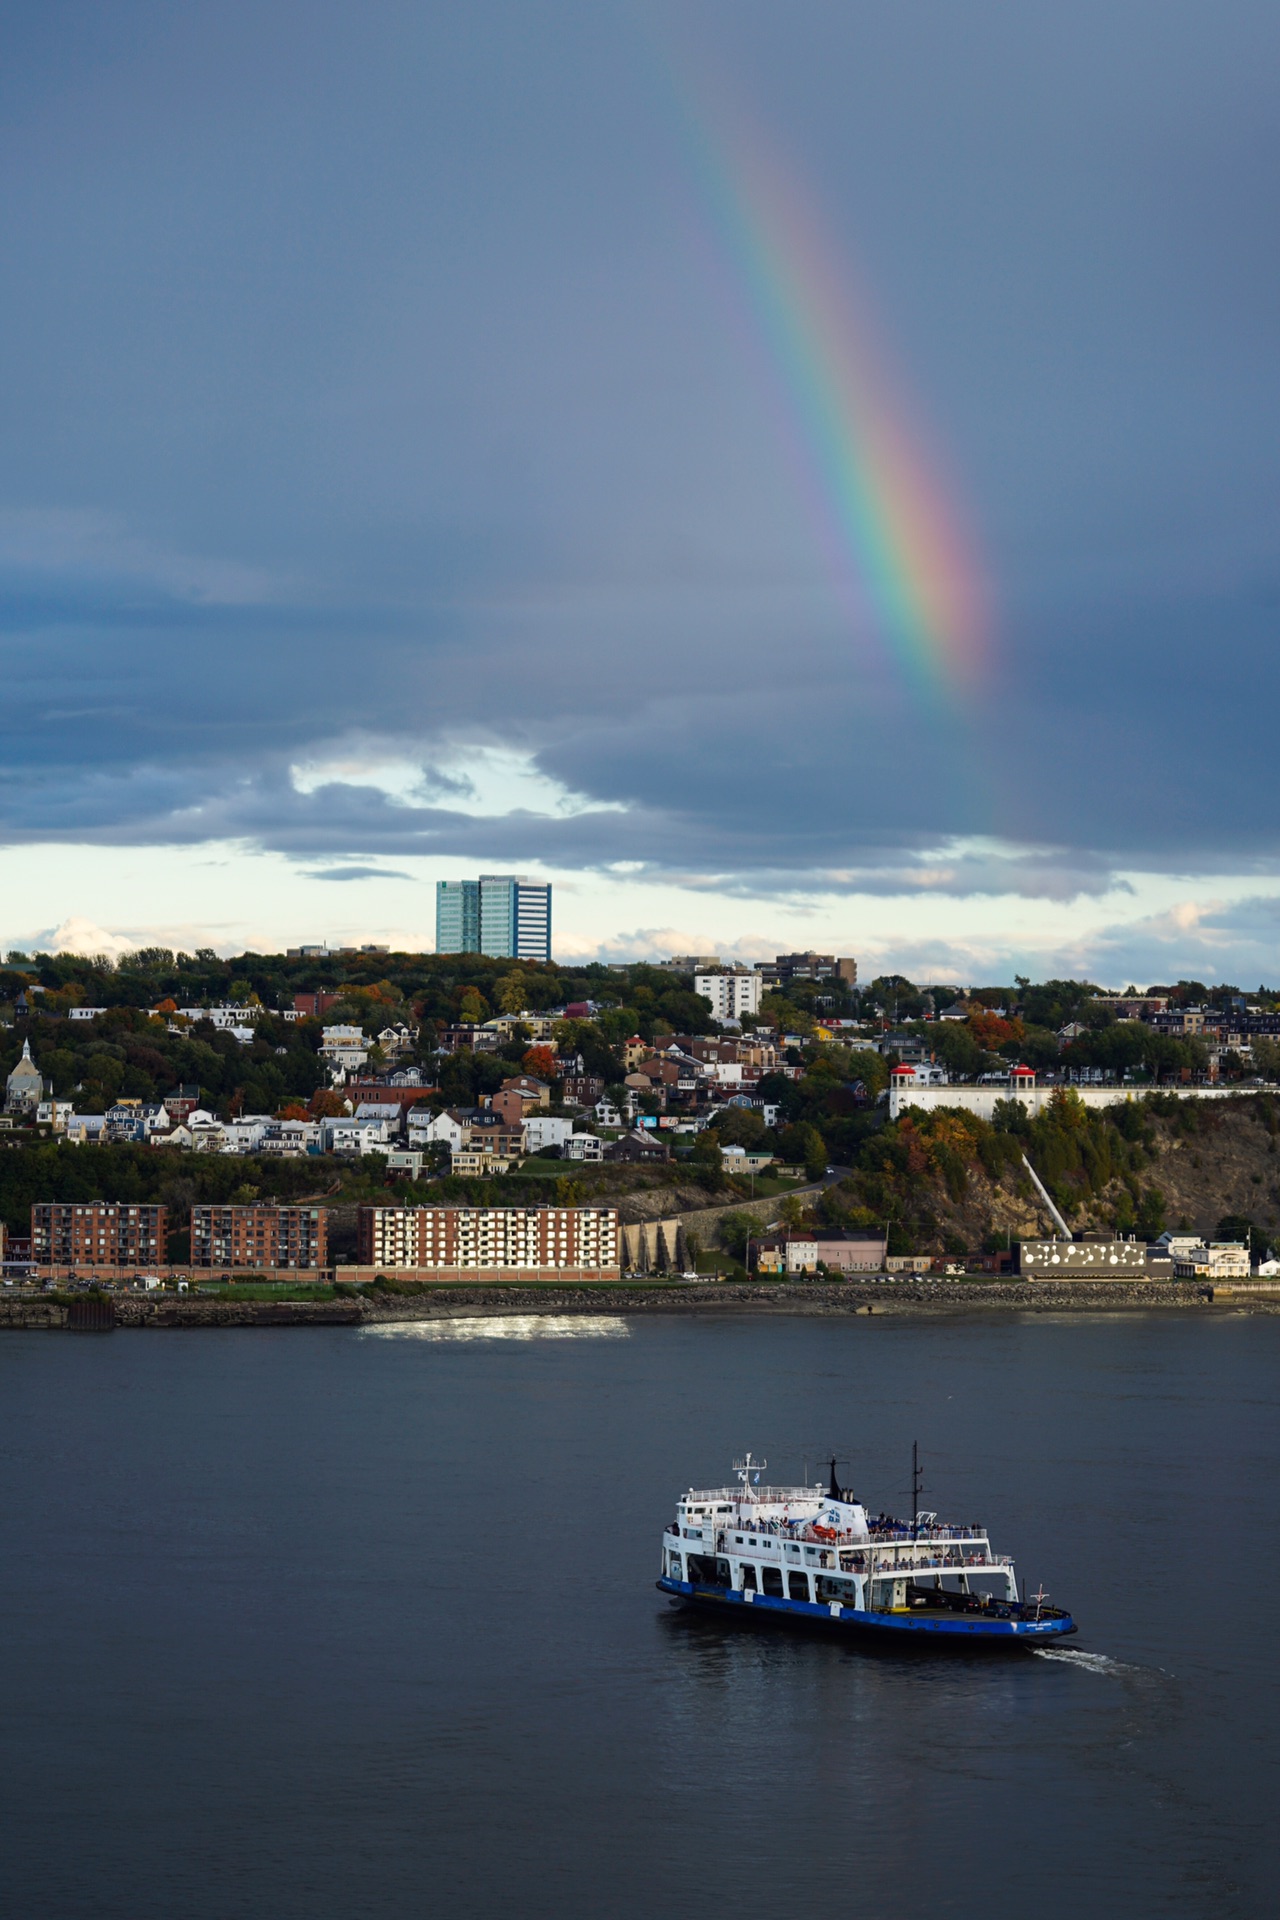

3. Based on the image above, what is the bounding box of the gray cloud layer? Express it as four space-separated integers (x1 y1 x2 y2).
2 0 1278 901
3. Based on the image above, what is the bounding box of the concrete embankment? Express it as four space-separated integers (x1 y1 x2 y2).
2 1277 1276 1329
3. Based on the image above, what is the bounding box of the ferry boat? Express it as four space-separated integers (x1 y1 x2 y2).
657 1453 1076 1645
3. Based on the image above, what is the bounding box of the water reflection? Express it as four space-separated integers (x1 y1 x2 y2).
360 1314 631 1342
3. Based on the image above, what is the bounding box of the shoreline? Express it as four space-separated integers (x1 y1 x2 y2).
1 1277 1277 1328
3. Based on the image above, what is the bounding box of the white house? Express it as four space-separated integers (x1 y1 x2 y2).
407 1107 466 1151
523 1114 576 1154
355 1101 408 1134
323 1117 390 1155
320 1025 370 1076
565 1132 604 1162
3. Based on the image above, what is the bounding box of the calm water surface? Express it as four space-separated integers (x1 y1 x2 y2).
1 1311 1276 1919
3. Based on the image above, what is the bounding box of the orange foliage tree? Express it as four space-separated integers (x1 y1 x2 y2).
966 1009 1025 1051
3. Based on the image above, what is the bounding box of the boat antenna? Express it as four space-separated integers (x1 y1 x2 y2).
827 1456 841 1500
911 1442 922 1539
733 1452 767 1503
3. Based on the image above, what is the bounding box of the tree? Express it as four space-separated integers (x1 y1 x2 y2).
717 1212 754 1260
522 1045 559 1082
496 970 527 1015
777 1122 826 1179
709 1108 767 1148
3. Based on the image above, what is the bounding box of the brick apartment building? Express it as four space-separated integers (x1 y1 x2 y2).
190 1205 329 1270
32 1202 167 1269
356 1205 619 1278
294 991 342 1019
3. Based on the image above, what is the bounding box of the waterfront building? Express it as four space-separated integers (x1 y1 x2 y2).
752 1230 887 1275
190 1205 328 1270
1017 1236 1167 1279
355 1204 618 1277
32 1202 166 1269
435 875 551 962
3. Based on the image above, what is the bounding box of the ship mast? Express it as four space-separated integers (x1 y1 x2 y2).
733 1452 767 1508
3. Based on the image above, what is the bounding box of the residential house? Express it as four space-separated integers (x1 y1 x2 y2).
375 1024 418 1061
603 1129 671 1163
220 1115 273 1154
561 1074 604 1109
320 1025 370 1076
354 1101 409 1137
163 1084 202 1124
432 1024 501 1055
188 1112 229 1152
523 1114 575 1154
498 1074 551 1110
407 1107 467 1153
565 1131 604 1162
323 1118 391 1155
483 1012 556 1043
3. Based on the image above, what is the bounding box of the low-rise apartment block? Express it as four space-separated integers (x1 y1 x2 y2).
32 1202 167 1269
355 1205 619 1278
191 1205 328 1270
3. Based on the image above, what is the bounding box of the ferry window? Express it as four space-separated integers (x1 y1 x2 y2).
787 1571 811 1602
761 1567 784 1597
740 1565 758 1590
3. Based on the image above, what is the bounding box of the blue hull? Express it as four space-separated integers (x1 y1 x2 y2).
657 1577 1077 1644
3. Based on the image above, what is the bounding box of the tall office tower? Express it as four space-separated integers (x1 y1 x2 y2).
435 875 551 961
436 880 480 954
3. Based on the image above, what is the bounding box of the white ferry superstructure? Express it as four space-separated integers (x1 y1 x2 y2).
657 1454 1076 1645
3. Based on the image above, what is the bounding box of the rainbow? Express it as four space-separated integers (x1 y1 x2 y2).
667 67 990 706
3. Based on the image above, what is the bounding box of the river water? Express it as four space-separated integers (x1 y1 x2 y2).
1 1311 1276 1919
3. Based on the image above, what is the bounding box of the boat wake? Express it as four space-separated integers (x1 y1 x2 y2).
361 1314 630 1342
1031 1647 1155 1677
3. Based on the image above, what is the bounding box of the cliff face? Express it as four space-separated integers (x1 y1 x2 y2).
1133 1100 1280 1239
824 1094 1280 1254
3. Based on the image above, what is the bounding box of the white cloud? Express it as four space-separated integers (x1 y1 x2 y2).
289 739 627 821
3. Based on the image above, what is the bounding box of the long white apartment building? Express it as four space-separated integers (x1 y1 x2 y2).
355 1204 619 1278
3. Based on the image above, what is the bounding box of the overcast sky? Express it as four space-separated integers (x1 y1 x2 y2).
3 1 1278 983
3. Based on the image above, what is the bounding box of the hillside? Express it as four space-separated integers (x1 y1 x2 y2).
805 1091 1280 1256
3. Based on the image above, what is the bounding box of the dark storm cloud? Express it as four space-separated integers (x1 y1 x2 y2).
1 0 1278 892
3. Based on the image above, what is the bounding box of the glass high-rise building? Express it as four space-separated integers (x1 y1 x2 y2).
435 875 551 962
